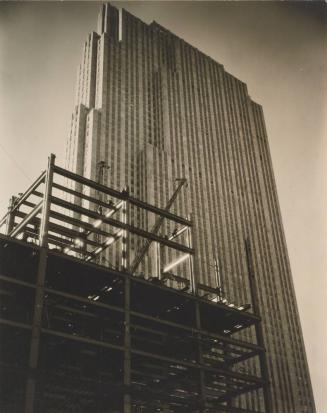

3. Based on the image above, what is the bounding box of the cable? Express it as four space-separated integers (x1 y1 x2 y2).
0 142 33 183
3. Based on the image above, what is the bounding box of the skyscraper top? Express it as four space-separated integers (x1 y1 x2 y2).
97 3 119 37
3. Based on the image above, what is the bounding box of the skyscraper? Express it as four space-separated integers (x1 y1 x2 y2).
66 3 315 412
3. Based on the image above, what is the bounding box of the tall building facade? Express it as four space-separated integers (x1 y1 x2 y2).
66 4 315 412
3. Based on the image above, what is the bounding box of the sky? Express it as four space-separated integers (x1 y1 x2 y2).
0 1 326 410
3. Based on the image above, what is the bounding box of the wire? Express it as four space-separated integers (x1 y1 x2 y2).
0 142 33 183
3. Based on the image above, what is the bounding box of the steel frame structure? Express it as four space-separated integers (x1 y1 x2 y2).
0 155 272 413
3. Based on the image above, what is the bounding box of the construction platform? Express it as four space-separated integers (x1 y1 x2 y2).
0 155 271 413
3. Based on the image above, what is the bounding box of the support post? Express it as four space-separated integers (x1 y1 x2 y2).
5 196 17 235
24 248 47 413
214 256 222 301
195 301 206 410
123 276 131 413
121 198 129 271
187 214 197 294
39 154 55 247
156 242 161 279
24 155 55 412
245 238 273 413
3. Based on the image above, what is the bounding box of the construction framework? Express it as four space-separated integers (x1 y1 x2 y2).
0 155 271 413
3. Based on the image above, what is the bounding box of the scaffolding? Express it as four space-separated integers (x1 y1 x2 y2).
0 155 271 413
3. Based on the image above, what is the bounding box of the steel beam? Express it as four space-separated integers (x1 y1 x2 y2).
216 382 263 403
161 272 190 285
13 211 101 248
53 165 191 227
9 201 42 238
0 317 32 330
131 347 263 384
18 317 263 386
206 405 264 413
21 199 36 209
0 171 45 229
52 182 118 211
47 221 100 247
43 287 125 314
0 274 36 289
49 209 116 239
130 308 262 353
41 327 124 352
50 195 194 255
46 235 94 257
227 350 260 366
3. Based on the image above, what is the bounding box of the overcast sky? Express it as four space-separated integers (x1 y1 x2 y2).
0 1 326 410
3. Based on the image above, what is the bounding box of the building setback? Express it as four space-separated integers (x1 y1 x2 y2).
66 3 315 412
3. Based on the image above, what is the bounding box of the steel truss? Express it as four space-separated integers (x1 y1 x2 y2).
0 155 272 413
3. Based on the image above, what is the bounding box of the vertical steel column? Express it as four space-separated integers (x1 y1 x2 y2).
195 301 206 410
214 256 222 301
121 197 129 271
187 214 197 294
123 193 131 412
24 154 55 413
156 242 161 279
5 195 17 235
94 161 109 262
245 238 273 413
123 275 131 413
213 258 231 408
39 154 55 247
